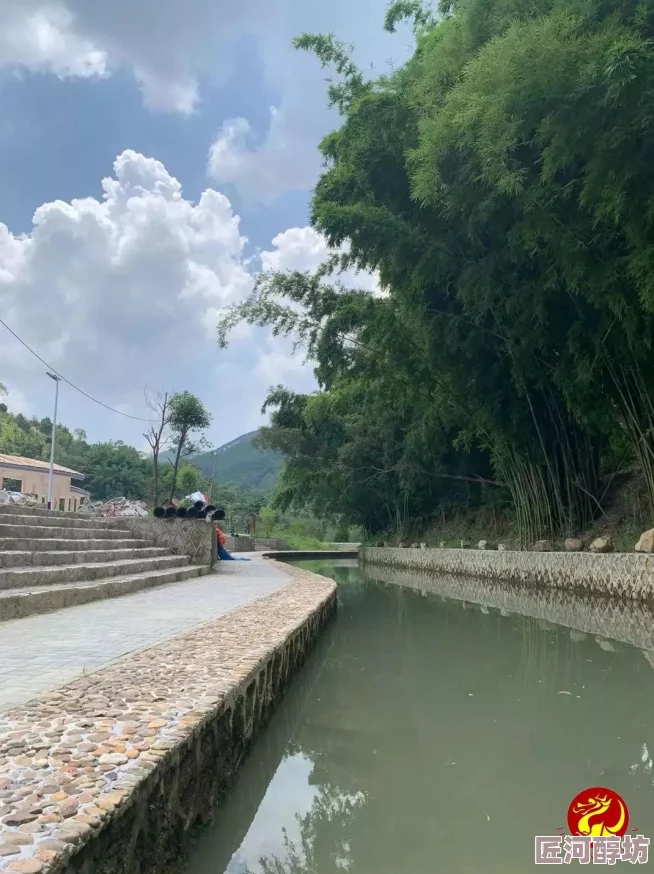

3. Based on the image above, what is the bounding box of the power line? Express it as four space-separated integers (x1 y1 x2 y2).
0 317 156 423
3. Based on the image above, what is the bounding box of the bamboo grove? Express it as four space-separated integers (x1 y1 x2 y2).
219 0 654 541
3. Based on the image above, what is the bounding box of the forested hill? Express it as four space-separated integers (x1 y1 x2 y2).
169 432 282 491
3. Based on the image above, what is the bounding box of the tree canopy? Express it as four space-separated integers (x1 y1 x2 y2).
219 0 654 541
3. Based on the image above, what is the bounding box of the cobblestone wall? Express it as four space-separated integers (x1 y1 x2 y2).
121 518 216 568
361 546 654 602
0 562 336 874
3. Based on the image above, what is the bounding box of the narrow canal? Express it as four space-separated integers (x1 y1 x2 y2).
186 559 654 872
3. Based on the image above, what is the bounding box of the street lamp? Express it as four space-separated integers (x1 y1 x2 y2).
46 372 60 510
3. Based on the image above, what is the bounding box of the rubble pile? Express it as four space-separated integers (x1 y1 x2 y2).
91 497 149 517
0 489 39 506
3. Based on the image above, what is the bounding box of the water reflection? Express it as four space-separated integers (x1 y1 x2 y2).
186 561 654 874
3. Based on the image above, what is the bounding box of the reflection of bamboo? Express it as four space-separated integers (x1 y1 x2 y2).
365 564 654 652
186 623 339 873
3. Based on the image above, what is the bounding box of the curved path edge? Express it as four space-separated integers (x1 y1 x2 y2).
0 560 337 874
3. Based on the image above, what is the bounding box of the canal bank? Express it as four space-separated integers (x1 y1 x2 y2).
361 545 654 601
0 559 336 874
184 557 654 874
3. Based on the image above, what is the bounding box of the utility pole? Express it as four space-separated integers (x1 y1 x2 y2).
46 372 60 510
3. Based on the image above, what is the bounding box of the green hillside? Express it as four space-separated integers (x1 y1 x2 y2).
171 431 282 491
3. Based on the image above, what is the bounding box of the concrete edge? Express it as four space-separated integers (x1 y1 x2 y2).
0 561 337 874
262 550 359 561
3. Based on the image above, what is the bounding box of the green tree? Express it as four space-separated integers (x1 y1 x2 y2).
176 464 203 496
78 442 149 501
259 505 280 536
167 391 212 500
218 0 654 541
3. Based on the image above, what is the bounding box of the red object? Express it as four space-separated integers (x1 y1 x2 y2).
567 787 629 837
216 527 226 546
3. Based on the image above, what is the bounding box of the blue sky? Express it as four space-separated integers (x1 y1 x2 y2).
0 0 409 452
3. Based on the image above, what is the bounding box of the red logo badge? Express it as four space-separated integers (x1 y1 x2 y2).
567 787 629 837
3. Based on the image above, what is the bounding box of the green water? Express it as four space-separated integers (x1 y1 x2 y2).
185 559 654 873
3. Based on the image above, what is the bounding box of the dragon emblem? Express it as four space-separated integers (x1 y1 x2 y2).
568 788 629 837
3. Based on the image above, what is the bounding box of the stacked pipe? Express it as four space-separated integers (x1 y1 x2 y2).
152 502 226 522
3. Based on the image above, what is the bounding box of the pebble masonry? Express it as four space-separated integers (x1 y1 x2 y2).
0 560 336 874
361 545 654 601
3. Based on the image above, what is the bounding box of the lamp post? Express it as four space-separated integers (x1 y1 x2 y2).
46 372 60 510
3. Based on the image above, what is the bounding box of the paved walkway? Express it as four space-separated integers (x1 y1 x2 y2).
0 557 287 712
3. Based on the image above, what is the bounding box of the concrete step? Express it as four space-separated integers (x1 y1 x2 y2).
0 537 154 552
0 504 95 520
0 554 189 590
0 513 123 530
0 523 134 540
0 564 210 622
0 546 170 569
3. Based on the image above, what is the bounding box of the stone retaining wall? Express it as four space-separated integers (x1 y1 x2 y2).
225 536 253 552
0 562 336 874
224 538 292 554
361 546 654 602
120 518 216 569
254 539 291 552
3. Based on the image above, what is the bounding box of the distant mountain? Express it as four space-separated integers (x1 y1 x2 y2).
167 431 282 492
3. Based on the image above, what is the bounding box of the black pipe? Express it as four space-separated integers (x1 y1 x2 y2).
186 506 199 519
165 506 177 518
197 509 207 519
176 507 188 518
194 500 205 511
213 508 226 521
153 507 165 518
204 505 216 515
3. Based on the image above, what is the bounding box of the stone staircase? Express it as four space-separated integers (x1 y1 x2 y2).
0 504 210 622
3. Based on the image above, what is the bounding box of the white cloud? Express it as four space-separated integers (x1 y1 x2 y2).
0 152 369 446
0 381 29 415
261 226 383 294
0 0 270 113
0 150 253 383
0 150 259 437
260 227 331 274
0 0 411 194
205 0 413 200
0 4 107 80
208 104 323 202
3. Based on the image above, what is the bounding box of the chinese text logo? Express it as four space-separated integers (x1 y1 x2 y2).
535 787 649 865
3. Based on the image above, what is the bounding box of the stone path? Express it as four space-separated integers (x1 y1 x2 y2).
0 558 287 713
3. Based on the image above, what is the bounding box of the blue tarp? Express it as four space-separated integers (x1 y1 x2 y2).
217 540 250 561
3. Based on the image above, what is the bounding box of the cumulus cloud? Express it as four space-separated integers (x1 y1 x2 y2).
0 152 378 445
0 150 262 441
207 103 323 202
0 149 253 398
260 226 382 295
